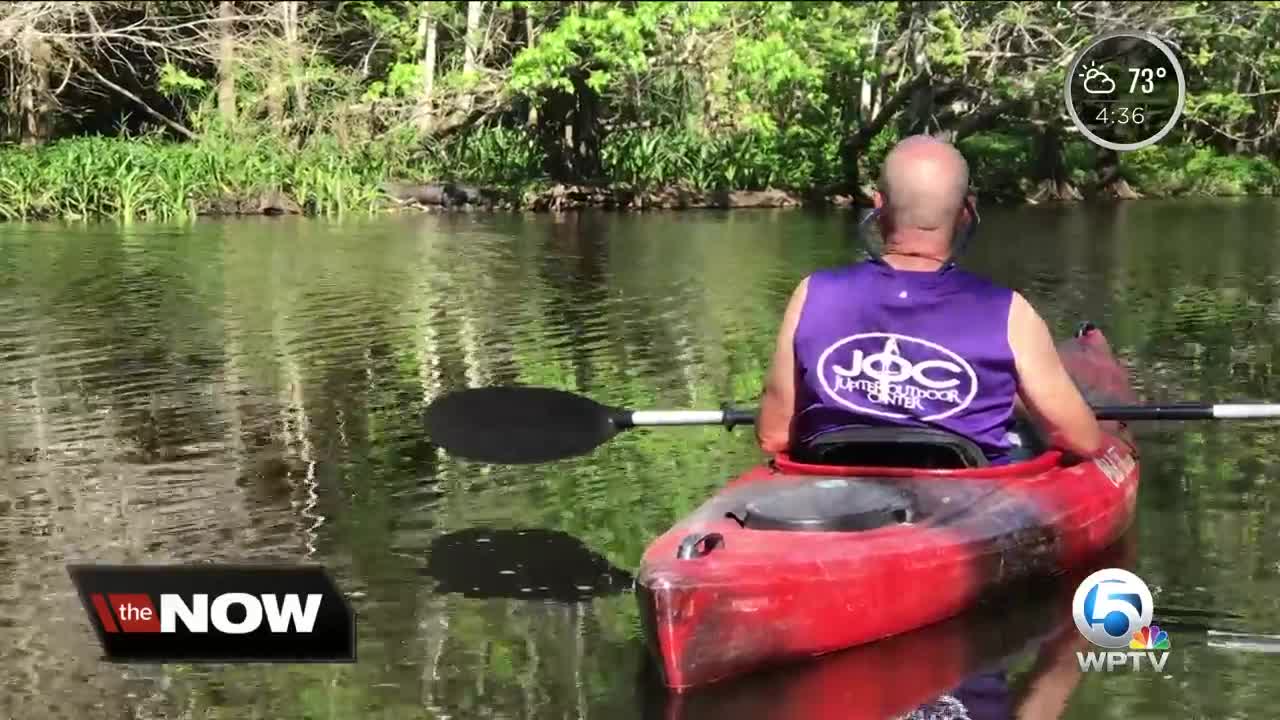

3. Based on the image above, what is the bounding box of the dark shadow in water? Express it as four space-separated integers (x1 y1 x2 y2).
422 527 634 602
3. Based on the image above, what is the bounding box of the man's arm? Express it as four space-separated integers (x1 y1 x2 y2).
1008 292 1103 458
757 277 810 453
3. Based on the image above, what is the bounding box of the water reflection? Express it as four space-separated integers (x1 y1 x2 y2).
2 202 1280 718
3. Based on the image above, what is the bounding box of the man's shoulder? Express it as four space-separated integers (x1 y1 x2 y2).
949 265 1010 287
808 260 876 283
791 263 872 318
946 266 1017 304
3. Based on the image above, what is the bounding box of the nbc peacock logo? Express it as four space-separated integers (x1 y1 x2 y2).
1072 568 1172 673
1129 624 1171 651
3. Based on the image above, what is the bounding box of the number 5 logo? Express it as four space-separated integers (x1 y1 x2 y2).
1072 568 1154 648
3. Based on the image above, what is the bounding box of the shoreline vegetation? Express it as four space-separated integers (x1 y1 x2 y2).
1 2 1279 221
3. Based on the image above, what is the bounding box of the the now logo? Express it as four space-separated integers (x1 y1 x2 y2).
69 564 356 662
89 592 323 634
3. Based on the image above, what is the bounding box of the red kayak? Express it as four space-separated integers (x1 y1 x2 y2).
636 325 1139 691
657 532 1134 720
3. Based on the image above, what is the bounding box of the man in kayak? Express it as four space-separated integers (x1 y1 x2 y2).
756 135 1102 464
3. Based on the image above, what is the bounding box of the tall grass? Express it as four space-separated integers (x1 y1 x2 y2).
600 126 843 191
0 128 430 223
2 125 1275 223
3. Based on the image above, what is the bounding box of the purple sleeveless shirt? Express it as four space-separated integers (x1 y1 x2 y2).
792 260 1018 463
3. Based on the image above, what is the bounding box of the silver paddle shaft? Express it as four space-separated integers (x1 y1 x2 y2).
1212 404 1280 419
629 410 729 426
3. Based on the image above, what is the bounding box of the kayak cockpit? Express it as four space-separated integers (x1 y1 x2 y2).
723 477 918 532
791 426 991 468
787 417 1049 470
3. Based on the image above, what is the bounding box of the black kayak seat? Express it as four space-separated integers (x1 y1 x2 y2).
727 424 1048 533
727 478 918 532
791 426 990 469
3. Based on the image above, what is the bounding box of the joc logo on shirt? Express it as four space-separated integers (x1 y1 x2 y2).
818 333 978 421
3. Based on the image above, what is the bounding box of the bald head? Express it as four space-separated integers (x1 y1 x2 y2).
878 136 970 232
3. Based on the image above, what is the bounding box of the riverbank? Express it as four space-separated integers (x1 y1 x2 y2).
2 130 1278 222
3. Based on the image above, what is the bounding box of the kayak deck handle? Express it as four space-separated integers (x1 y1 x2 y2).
676 532 724 560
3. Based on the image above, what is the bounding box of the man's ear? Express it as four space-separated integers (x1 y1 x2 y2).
963 193 980 225
872 190 885 209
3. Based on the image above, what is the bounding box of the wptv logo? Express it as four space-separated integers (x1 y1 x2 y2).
1072 568 1171 673
67 565 356 662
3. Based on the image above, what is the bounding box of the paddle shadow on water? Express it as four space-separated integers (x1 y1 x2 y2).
422 527 634 602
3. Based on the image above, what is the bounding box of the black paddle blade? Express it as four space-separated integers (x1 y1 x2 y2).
423 386 623 464
422 528 634 602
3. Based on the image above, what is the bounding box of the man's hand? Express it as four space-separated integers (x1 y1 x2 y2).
757 277 810 453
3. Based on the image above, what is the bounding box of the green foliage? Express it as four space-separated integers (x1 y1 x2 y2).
925 7 969 69
4 0 1280 218
861 125 901 184
601 125 841 190
510 1 675 98
157 63 208 98
427 126 547 187
958 132 1033 201
1124 144 1280 197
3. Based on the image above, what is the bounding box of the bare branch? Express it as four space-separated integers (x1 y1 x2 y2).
78 58 197 140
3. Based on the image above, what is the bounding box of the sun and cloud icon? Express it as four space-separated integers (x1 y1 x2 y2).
1078 61 1117 95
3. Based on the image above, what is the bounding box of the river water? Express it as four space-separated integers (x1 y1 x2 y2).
2 201 1280 719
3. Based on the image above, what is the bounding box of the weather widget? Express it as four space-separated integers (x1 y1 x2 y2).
1064 31 1186 152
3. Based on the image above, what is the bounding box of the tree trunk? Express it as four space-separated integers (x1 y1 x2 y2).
537 89 573 182
217 1 237 125
534 70 603 183
571 72 602 181
266 78 285 125
266 21 285 127
1028 122 1082 202
1096 148 1141 199
859 22 880 123
414 2 437 134
524 5 537 126
900 77 937 137
1270 99 1280 157
282 1 306 114
17 29 51 145
463 1 483 112
840 73 928 195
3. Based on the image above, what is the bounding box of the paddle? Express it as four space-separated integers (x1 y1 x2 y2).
422 386 1280 464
